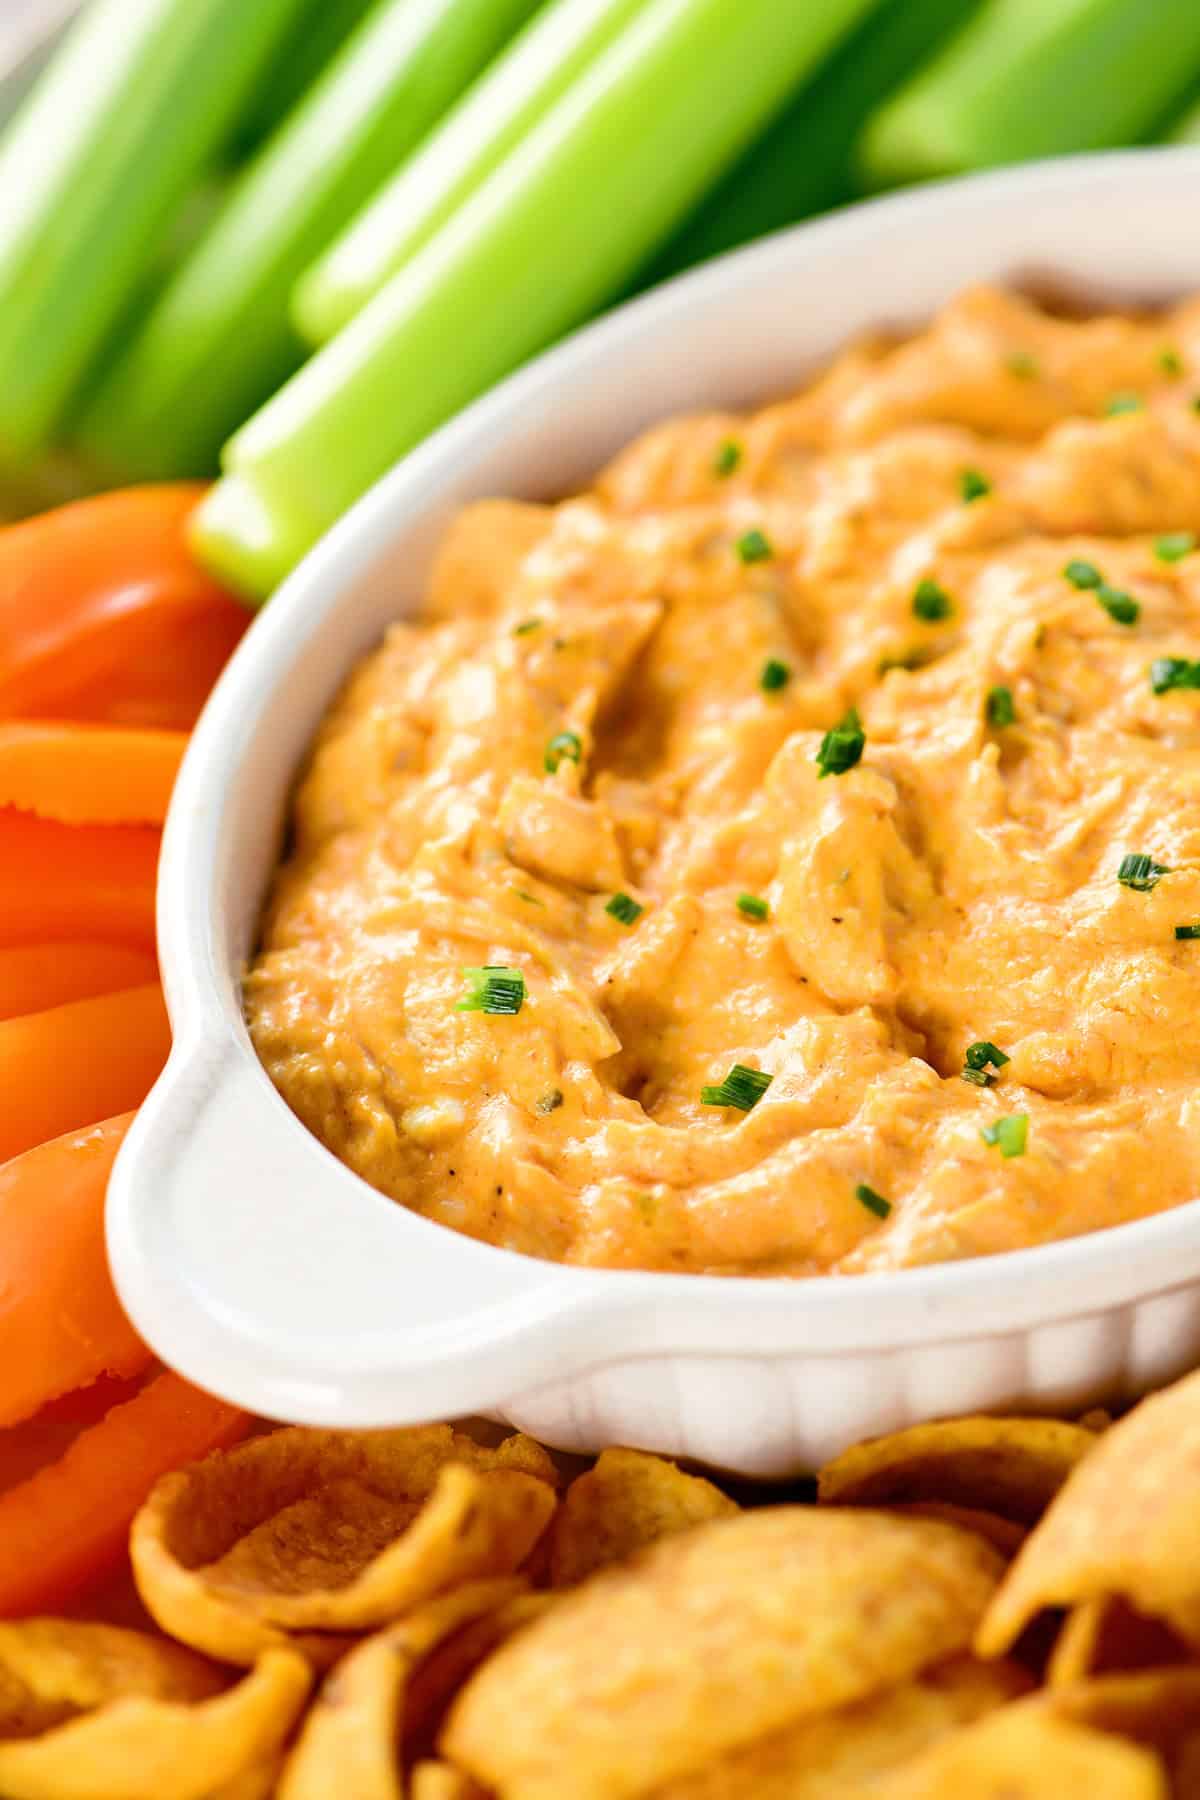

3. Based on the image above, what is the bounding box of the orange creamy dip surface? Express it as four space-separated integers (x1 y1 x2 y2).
247 286 1200 1277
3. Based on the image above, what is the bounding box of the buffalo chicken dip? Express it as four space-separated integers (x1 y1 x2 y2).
247 287 1200 1276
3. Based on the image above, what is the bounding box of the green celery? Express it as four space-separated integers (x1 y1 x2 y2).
295 0 650 345
1170 96 1200 143
229 0 381 161
0 0 308 465
648 0 980 282
76 0 542 482
860 0 1200 187
193 0 879 600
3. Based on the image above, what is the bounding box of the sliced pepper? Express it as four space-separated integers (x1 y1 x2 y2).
0 1115 149 1433
0 812 158 951
0 984 170 1164
0 487 248 728
0 723 187 826
0 942 157 1022
0 1370 248 1616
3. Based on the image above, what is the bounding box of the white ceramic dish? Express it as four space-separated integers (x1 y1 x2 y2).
110 148 1200 1477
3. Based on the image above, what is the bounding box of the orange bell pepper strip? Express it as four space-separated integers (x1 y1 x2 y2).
0 1115 149 1431
0 722 187 825
0 486 249 729
0 1375 146 1500
0 1370 249 1615
0 810 158 949
0 941 157 1021
0 984 170 1164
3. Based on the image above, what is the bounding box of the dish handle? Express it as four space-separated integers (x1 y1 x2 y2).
107 1037 590 1426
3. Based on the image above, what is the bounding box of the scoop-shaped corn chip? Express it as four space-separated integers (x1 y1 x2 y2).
549 1448 738 1587
410 1764 486 1800
0 1619 223 1737
885 1504 1026 1559
818 1417 1097 1524
1039 1667 1200 1763
0 1645 310 1800
1047 1600 1188 1689
442 1506 1004 1800
977 1371 1200 1654
206 1759 285 1800
278 1580 523 1800
651 1655 1031 1798
405 1593 551 1761
1050 1600 1119 1689
132 1426 558 1666
872 1705 1167 1799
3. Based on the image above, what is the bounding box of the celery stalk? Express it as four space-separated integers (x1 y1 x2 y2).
0 0 308 465
647 0 979 283
193 0 878 600
76 0 542 483
294 0 648 346
860 0 1200 187
229 0 381 161
1169 98 1200 143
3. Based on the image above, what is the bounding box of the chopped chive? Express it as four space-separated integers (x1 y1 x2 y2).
1063 558 1103 590
980 1113 1028 1158
1118 853 1170 891
458 965 526 1015
1159 348 1184 378
912 577 953 622
986 685 1016 727
963 1040 1009 1086
760 657 791 693
1005 350 1039 379
735 527 773 564
1176 924 1200 941
855 1182 892 1220
514 618 542 635
878 649 930 675
1193 395 1200 415
1150 656 1200 693
1155 532 1196 563
1104 391 1143 416
958 468 991 503
515 889 542 906
737 892 769 921
816 707 865 780
713 437 743 477
605 892 643 926
700 1063 772 1112
1096 584 1139 626
543 730 583 773
536 1087 564 1113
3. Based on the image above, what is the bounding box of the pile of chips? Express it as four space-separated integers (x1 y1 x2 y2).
8 1375 1200 1797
